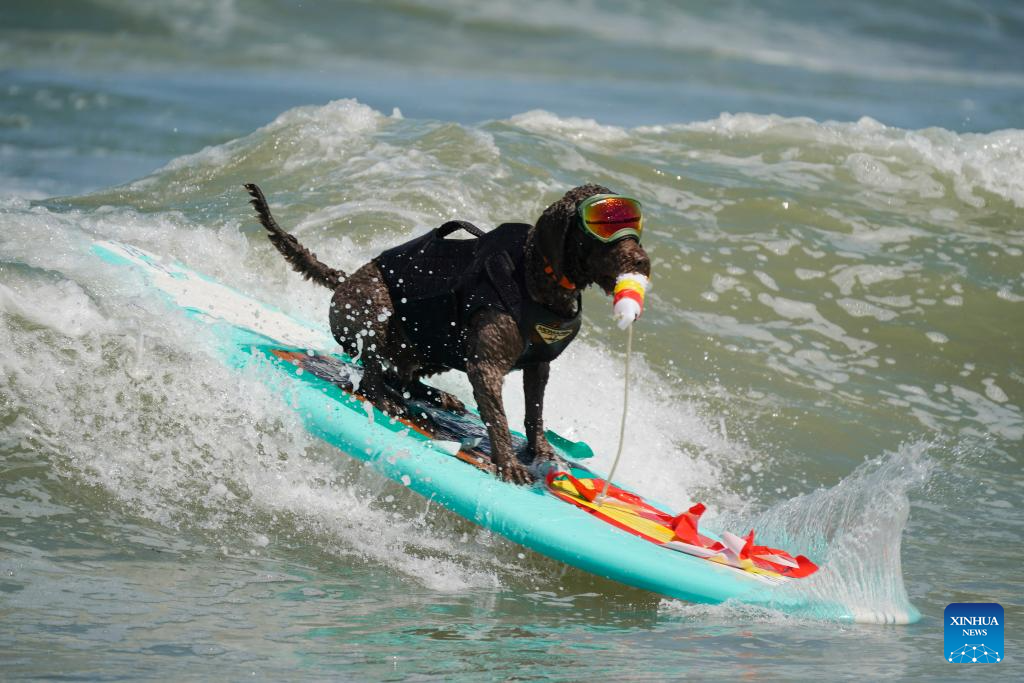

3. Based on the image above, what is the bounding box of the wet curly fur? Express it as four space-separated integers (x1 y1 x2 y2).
244 183 650 484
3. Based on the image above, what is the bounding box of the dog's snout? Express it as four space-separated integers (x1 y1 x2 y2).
630 249 651 277
616 239 650 278
589 239 651 295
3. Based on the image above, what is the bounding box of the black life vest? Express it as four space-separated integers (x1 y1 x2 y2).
373 221 581 371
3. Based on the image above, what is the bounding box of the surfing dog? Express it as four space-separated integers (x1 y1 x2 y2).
244 183 649 484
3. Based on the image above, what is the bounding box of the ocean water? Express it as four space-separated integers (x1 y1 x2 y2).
1 1 1022 680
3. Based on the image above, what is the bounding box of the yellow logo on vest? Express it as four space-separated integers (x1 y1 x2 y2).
535 323 573 344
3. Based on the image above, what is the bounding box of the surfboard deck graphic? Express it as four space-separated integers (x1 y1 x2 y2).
92 239 910 623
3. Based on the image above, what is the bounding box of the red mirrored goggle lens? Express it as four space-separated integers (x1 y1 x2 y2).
580 196 643 242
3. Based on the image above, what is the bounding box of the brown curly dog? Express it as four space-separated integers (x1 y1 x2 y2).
244 183 650 484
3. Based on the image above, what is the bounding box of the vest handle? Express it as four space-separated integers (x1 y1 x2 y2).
436 220 485 239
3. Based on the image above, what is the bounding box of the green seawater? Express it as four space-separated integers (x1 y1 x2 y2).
1 1 1022 680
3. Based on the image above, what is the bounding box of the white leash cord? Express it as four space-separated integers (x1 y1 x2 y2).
595 323 632 506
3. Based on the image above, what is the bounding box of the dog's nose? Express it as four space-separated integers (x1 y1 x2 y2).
630 249 651 277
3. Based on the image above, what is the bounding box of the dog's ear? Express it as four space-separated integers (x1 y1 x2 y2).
534 198 573 280
534 184 614 279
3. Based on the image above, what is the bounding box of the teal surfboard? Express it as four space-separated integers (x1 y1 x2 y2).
93 240 917 624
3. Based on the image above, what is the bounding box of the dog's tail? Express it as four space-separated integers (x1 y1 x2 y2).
244 183 345 290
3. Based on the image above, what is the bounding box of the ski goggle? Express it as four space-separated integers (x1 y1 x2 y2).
577 194 644 243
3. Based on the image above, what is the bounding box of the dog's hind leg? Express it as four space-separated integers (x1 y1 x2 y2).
328 262 407 418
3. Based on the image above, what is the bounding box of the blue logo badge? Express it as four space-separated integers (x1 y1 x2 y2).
945 603 1003 663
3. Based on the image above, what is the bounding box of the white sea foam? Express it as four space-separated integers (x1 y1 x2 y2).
836 297 898 322
795 269 825 281
949 385 1023 441
758 293 875 354
996 287 1024 303
509 110 630 143
830 264 908 297
680 113 1024 208
156 98 387 180
982 378 1009 404
0 279 112 338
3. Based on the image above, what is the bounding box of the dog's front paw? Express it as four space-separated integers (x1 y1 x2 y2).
494 457 534 486
528 436 567 466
